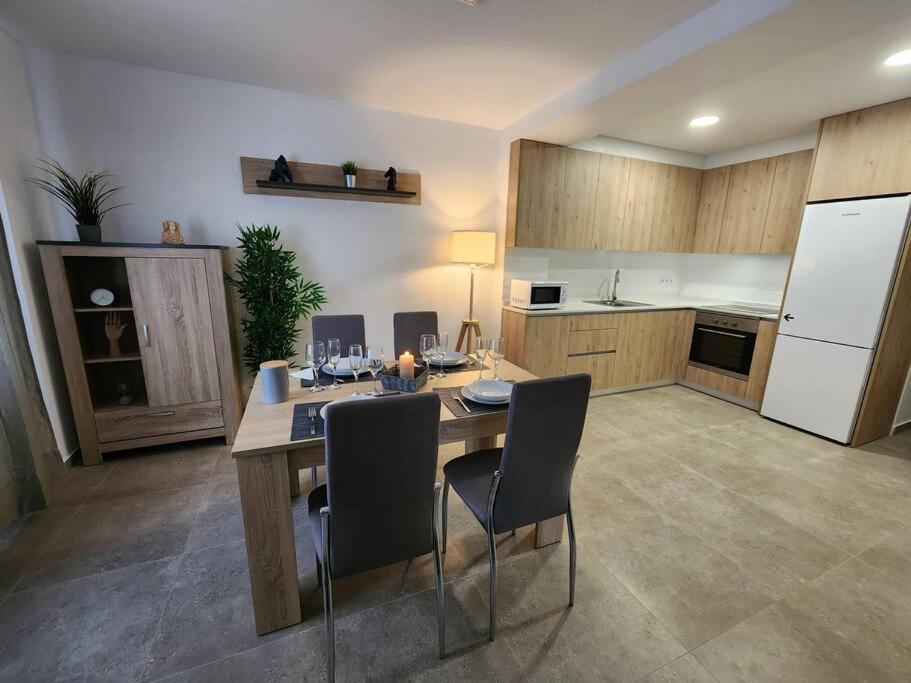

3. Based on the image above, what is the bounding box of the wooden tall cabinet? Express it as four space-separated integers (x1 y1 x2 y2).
39 242 242 465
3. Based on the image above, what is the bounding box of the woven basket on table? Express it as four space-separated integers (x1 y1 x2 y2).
379 364 428 393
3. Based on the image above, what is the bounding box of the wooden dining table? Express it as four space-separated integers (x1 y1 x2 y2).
231 358 566 636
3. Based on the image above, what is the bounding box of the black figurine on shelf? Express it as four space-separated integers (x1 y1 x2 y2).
268 155 294 183
384 166 397 191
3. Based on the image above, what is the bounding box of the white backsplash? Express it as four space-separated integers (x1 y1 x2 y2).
504 248 790 305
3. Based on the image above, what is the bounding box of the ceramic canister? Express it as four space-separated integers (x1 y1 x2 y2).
260 360 290 404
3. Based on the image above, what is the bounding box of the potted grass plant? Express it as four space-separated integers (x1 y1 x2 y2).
340 160 358 188
27 159 126 243
225 223 327 374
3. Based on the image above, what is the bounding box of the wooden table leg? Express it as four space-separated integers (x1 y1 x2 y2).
465 435 496 453
535 515 565 548
288 463 301 498
236 451 302 635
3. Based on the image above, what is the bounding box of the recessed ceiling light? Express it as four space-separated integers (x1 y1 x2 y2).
884 49 911 67
689 115 720 128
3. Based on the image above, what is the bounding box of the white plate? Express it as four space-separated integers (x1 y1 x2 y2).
462 379 512 405
322 357 372 377
431 351 469 367
290 368 315 381
319 393 375 420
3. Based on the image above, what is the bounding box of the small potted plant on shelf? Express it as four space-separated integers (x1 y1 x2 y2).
340 160 358 189
27 159 127 243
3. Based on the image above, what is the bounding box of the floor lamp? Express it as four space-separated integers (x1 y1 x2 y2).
451 230 496 354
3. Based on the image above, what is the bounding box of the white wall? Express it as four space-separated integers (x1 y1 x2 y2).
504 247 790 305
26 49 505 408
0 30 75 458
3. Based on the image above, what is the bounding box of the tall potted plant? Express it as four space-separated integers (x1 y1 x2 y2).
226 223 327 374
27 159 126 242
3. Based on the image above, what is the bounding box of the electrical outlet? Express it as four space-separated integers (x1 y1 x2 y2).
658 275 675 286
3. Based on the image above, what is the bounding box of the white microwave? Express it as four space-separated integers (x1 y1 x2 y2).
509 279 568 310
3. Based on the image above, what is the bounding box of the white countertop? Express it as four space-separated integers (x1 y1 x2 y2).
503 295 780 320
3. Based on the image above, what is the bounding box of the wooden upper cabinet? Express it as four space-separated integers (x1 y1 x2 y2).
622 158 660 251
760 149 813 254
693 166 730 252
592 153 631 250
561 148 601 250
127 257 221 406
717 157 777 253
808 97 911 202
619 159 701 252
654 164 702 252
506 139 567 248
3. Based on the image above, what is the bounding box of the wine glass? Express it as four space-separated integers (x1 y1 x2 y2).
433 331 449 379
487 337 504 380
305 341 326 393
366 345 384 396
327 338 341 390
474 336 487 382
349 344 364 395
419 334 436 381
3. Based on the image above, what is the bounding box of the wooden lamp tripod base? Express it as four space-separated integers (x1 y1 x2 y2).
455 265 483 354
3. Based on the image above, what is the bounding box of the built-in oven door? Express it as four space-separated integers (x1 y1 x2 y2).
689 313 758 379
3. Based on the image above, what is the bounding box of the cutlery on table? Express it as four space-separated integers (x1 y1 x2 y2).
453 392 472 414
308 406 317 436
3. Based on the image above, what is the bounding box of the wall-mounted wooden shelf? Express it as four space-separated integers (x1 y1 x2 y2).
241 156 421 205
74 306 133 313
84 352 142 365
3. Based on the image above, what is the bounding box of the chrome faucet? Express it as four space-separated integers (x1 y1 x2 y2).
596 269 622 303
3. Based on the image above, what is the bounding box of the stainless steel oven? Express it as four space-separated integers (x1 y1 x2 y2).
688 312 759 380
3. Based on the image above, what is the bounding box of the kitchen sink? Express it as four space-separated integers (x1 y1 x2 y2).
582 299 653 308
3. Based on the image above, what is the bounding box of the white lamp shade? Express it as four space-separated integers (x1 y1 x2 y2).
451 230 495 265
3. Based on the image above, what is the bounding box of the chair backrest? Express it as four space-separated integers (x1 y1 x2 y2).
493 373 591 533
324 392 441 578
393 311 438 358
311 314 366 357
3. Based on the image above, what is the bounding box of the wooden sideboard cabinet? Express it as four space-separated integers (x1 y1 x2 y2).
39 242 242 465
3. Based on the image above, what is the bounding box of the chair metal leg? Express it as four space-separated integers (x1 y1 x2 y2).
311 466 318 489
441 478 450 554
511 528 516 536
432 483 446 658
320 507 335 682
315 553 322 587
567 498 577 607
486 521 498 641
485 471 503 641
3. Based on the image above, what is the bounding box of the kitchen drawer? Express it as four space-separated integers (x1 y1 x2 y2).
568 328 618 355
94 400 224 443
566 352 615 390
569 313 621 332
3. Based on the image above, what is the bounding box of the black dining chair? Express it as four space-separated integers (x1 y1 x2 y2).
393 311 438 358
441 373 591 641
308 392 445 681
311 314 366 357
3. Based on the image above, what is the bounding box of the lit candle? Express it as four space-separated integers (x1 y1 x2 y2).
399 352 414 379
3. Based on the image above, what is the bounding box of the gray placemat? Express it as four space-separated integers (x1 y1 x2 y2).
290 401 329 440
433 383 514 417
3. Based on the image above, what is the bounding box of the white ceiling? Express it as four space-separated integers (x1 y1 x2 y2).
0 0 717 130
516 0 911 153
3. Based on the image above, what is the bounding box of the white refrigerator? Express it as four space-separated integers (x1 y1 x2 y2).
761 195 911 443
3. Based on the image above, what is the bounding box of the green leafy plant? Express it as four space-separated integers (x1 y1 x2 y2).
340 160 359 175
226 224 327 374
27 158 127 226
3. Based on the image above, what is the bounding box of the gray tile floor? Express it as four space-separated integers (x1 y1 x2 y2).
2 385 910 681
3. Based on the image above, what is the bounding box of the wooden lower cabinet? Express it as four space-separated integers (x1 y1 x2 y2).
612 310 694 386
501 308 693 393
566 353 615 390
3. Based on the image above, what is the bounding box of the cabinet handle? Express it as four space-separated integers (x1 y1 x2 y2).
142 324 151 347
696 327 747 339
148 410 175 417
